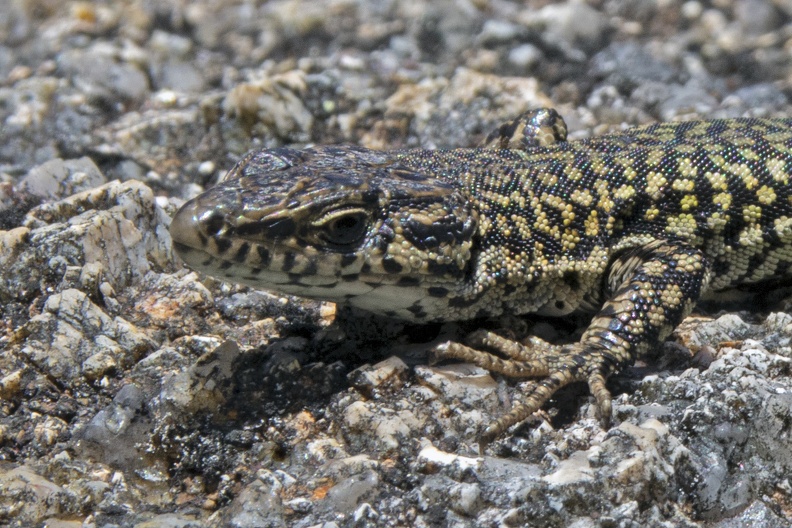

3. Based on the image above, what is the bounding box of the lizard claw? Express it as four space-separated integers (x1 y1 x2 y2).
427 342 449 366
588 371 613 428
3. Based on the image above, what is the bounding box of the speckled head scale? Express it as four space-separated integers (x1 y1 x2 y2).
171 145 478 320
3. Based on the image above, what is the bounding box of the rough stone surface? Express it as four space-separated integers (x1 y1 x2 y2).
1 0 792 526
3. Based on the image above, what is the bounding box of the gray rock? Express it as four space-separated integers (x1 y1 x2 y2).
713 500 791 528
19 157 106 201
521 1 610 57
1 179 174 303
347 355 409 395
477 20 525 45
325 470 380 514
157 340 242 415
76 383 151 468
591 42 679 91
216 478 286 528
133 513 203 528
734 0 781 35
58 47 149 104
507 43 543 70
20 289 155 385
0 465 79 524
725 83 789 112
658 80 720 120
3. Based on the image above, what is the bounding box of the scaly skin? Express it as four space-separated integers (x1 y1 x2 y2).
170 108 792 440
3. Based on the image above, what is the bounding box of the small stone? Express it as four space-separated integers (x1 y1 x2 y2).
347 355 409 395
216 479 285 527
448 482 481 515
158 340 242 414
508 44 542 70
19 157 106 201
0 465 77 524
478 20 524 44
520 1 609 55
0 369 23 399
198 160 216 176
20 289 154 385
82 351 118 381
33 416 68 447
58 47 149 103
343 401 419 450
223 71 313 142
284 497 312 513
325 471 380 513
415 442 481 474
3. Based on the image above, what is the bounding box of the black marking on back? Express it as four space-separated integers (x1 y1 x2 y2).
448 295 478 308
402 213 475 251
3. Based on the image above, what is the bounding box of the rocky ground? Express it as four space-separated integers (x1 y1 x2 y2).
2 0 792 526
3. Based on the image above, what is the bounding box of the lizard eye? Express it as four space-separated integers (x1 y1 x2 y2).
314 208 369 247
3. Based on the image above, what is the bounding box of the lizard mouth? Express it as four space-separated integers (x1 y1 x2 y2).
171 237 453 322
170 204 460 321
172 239 346 289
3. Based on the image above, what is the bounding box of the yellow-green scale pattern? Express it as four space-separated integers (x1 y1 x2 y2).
170 110 792 439
397 118 792 318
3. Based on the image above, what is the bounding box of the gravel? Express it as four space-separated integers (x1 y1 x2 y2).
2 0 792 526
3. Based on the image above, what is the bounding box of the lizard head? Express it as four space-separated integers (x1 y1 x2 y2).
170 146 478 321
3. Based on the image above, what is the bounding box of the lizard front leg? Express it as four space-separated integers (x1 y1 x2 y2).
433 241 711 440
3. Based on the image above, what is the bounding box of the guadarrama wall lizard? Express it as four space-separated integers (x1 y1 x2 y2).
170 108 792 440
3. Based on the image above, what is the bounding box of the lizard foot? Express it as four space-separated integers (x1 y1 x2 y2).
431 330 613 441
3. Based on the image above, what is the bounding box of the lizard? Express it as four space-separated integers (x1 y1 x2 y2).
169 108 792 440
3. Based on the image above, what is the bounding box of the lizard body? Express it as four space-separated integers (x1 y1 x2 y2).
170 109 792 439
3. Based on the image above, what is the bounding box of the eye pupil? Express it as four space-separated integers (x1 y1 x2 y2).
334 216 360 231
324 212 366 245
